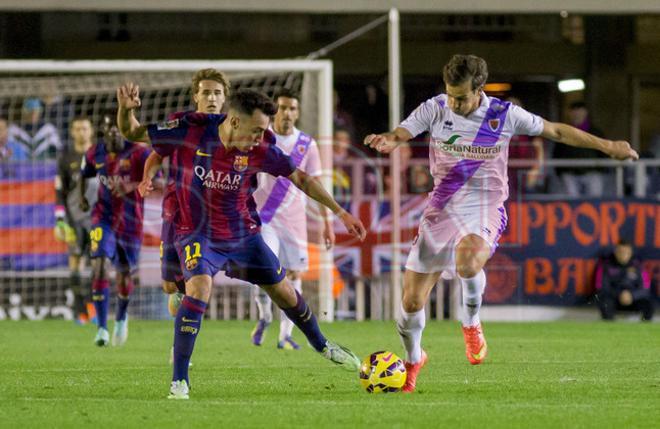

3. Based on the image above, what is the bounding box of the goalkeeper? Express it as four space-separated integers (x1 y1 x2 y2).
54 117 99 324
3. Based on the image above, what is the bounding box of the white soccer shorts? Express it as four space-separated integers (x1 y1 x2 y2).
405 204 507 275
260 223 309 272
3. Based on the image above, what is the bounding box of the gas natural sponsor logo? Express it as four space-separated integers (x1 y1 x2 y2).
432 134 503 160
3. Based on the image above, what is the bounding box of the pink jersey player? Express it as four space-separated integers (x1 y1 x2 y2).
251 89 334 350
364 54 638 393
400 91 543 274
253 127 322 269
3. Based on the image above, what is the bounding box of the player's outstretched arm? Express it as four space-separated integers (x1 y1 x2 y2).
540 120 639 161
117 83 150 143
288 169 366 241
363 127 413 154
138 151 163 197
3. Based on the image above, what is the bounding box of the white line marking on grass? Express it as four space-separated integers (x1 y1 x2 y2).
11 397 657 411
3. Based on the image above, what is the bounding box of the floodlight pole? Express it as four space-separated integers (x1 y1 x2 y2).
388 8 403 319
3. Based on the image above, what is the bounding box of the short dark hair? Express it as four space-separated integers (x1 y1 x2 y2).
334 126 350 135
228 89 277 116
273 88 300 103
100 108 118 130
442 54 488 91
569 101 587 110
102 107 117 120
617 238 632 247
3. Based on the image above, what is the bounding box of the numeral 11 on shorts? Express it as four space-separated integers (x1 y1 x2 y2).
185 242 201 262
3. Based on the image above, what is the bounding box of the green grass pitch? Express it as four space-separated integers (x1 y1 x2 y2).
2 320 659 428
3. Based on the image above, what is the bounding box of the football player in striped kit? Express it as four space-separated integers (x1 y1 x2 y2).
118 86 367 400
81 112 150 347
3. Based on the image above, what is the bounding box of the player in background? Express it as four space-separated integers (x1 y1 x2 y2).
117 85 367 400
54 117 99 324
364 54 638 392
250 89 335 350
138 68 230 318
138 69 229 366
81 112 151 347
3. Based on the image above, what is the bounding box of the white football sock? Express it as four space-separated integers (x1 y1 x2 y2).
279 277 302 341
396 305 426 363
255 288 273 324
459 270 486 327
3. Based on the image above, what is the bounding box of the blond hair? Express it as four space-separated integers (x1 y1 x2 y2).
191 68 231 97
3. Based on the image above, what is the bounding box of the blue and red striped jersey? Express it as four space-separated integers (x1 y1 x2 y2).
81 140 150 239
161 111 193 222
147 112 295 240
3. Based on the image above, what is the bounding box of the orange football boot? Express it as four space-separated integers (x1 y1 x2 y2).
402 350 428 393
462 323 488 365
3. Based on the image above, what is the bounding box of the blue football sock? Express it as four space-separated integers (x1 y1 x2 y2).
115 296 129 321
281 291 327 352
172 296 207 384
115 279 134 322
92 279 110 330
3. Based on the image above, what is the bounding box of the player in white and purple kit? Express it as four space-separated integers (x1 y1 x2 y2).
251 89 335 350
364 54 638 393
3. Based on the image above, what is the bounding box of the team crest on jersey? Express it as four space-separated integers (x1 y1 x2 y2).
120 159 131 169
488 119 501 132
233 155 249 172
186 257 199 271
157 119 180 130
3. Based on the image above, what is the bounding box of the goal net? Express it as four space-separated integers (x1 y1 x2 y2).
0 60 335 321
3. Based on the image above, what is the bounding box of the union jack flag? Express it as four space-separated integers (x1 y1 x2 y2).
334 195 427 276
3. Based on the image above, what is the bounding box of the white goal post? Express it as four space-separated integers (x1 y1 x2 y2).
0 59 336 322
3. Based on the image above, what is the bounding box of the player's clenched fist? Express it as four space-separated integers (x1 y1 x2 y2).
364 134 396 154
607 140 639 161
338 210 367 242
138 178 154 197
117 82 142 110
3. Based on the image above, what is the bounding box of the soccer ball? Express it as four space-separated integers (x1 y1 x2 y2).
359 351 407 393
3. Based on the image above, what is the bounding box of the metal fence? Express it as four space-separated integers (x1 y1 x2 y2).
0 157 657 321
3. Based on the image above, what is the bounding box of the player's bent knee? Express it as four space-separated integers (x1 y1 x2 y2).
456 264 482 279
402 292 426 313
